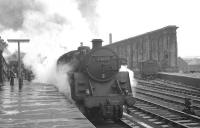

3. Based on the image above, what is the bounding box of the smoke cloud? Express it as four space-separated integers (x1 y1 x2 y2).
76 0 99 34
1 0 96 97
0 0 43 31
1 0 138 98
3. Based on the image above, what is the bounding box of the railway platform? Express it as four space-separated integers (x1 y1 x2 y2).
0 80 95 128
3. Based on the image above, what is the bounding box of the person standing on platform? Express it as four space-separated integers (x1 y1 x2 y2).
10 68 15 86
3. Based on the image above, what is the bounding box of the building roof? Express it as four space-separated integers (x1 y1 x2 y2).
105 25 178 47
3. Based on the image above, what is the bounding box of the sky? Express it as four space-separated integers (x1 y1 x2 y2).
0 0 200 59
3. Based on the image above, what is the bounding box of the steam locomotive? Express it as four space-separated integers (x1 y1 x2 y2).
57 39 135 121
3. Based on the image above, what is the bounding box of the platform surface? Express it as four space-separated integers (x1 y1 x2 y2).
0 80 95 128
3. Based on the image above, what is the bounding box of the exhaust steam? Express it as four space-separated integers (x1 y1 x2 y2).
120 65 137 96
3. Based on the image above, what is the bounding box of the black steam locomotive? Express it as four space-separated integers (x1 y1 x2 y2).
57 39 135 121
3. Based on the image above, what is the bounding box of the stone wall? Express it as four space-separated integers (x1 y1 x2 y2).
105 26 178 72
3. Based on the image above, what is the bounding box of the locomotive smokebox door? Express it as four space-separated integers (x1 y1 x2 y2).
86 47 120 82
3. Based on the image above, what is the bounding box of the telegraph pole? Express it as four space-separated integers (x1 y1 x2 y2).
7 39 29 88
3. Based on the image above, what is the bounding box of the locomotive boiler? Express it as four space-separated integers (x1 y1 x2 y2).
57 39 135 121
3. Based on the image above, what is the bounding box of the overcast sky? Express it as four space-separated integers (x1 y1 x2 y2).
0 0 200 58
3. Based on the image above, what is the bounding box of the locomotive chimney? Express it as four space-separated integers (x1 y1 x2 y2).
92 39 103 49
109 33 112 44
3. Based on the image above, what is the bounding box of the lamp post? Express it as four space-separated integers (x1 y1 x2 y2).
7 39 29 88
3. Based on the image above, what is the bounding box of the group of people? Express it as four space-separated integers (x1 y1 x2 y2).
9 67 33 86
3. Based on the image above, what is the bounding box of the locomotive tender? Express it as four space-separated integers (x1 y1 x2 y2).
57 39 135 121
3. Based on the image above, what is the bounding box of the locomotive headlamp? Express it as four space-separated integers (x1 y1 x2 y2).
101 73 105 78
85 89 90 95
125 90 129 94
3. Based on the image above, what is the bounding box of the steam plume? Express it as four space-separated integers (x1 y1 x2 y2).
1 0 95 98
0 0 43 31
48 63 73 101
76 0 99 34
120 65 137 96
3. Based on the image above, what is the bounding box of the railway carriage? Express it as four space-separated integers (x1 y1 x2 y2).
138 60 159 79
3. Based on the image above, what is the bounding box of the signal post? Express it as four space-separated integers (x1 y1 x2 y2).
7 39 29 89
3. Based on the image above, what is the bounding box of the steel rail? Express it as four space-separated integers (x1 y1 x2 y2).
124 97 200 128
135 97 200 122
137 80 200 97
153 79 200 92
136 87 200 110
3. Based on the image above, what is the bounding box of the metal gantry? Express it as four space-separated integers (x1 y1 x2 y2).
7 39 29 88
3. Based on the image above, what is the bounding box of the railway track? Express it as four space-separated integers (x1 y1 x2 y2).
93 116 146 128
127 97 200 128
137 79 200 98
136 83 200 102
90 78 200 128
136 86 200 110
136 79 200 116
94 120 132 128
93 96 200 128
153 79 200 92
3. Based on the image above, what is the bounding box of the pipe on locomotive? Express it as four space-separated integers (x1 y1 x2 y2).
91 39 103 49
